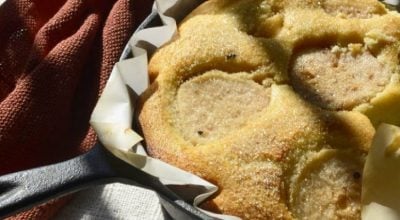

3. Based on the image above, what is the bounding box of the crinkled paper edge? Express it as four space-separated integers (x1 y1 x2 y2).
89 0 239 219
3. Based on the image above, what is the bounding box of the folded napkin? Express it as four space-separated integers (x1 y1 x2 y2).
0 0 153 219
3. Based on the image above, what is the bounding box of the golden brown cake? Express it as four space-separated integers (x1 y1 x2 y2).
138 0 400 219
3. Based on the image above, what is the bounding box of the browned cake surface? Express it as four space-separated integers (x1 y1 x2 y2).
139 0 400 219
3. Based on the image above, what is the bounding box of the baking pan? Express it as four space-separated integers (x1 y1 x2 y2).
0 8 215 220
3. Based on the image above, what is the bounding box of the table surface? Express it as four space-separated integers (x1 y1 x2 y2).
54 183 164 220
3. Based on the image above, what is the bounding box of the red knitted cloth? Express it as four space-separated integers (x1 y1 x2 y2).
0 0 153 219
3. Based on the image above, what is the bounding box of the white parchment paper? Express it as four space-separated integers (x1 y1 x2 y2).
362 124 400 220
90 0 239 219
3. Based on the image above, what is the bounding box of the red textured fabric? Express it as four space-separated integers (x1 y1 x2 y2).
0 0 153 219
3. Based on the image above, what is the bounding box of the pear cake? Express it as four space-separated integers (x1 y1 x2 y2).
138 0 400 219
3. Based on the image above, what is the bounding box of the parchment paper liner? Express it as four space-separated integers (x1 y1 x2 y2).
90 0 238 219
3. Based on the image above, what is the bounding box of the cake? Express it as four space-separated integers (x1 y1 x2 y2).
138 0 400 219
